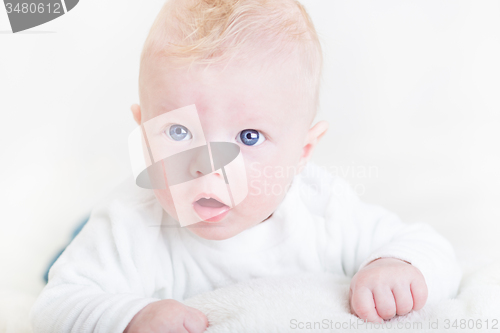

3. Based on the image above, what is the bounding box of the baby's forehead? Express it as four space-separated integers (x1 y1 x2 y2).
140 54 308 117
140 40 303 88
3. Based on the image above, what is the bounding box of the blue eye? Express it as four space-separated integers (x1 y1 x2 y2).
167 124 192 141
237 129 266 146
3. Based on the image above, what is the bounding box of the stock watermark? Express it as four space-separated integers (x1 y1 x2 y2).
248 162 379 180
290 318 499 330
129 104 249 227
248 162 379 197
3 0 79 33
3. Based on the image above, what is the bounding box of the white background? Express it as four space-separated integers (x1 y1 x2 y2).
0 0 499 298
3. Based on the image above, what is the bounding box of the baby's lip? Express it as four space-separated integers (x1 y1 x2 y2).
192 193 230 207
192 193 231 222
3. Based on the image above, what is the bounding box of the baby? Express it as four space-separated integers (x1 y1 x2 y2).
30 0 462 332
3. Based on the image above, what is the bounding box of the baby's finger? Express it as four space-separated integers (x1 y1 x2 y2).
392 285 413 316
184 309 208 333
373 287 396 320
410 278 428 311
191 307 209 326
351 287 384 323
349 287 354 314
199 312 209 329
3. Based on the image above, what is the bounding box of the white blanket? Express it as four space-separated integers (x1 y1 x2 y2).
2 261 499 333
183 261 500 333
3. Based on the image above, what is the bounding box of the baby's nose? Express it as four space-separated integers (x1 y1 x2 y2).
190 146 221 179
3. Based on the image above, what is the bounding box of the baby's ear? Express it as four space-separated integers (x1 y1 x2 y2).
308 120 329 144
131 104 142 125
297 120 329 171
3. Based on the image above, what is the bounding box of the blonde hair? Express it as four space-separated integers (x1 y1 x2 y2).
140 0 323 117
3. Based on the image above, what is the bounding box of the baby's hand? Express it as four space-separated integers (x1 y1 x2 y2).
124 299 208 333
349 257 428 323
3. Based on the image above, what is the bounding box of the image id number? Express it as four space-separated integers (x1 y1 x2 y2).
5 2 62 14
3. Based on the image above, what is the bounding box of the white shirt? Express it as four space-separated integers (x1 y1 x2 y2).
30 162 462 333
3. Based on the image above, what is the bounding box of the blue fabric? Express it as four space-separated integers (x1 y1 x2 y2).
43 215 90 283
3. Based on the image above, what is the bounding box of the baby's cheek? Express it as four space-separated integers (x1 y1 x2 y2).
153 188 179 221
244 171 293 217
247 163 294 199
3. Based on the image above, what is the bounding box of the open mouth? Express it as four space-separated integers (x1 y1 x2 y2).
192 197 230 222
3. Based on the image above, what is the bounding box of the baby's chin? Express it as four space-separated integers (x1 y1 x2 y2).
184 213 255 241
185 223 240 241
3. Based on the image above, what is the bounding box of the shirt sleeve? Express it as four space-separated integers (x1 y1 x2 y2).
29 195 165 333
325 176 462 305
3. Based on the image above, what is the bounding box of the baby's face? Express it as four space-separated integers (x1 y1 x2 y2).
139 56 315 240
